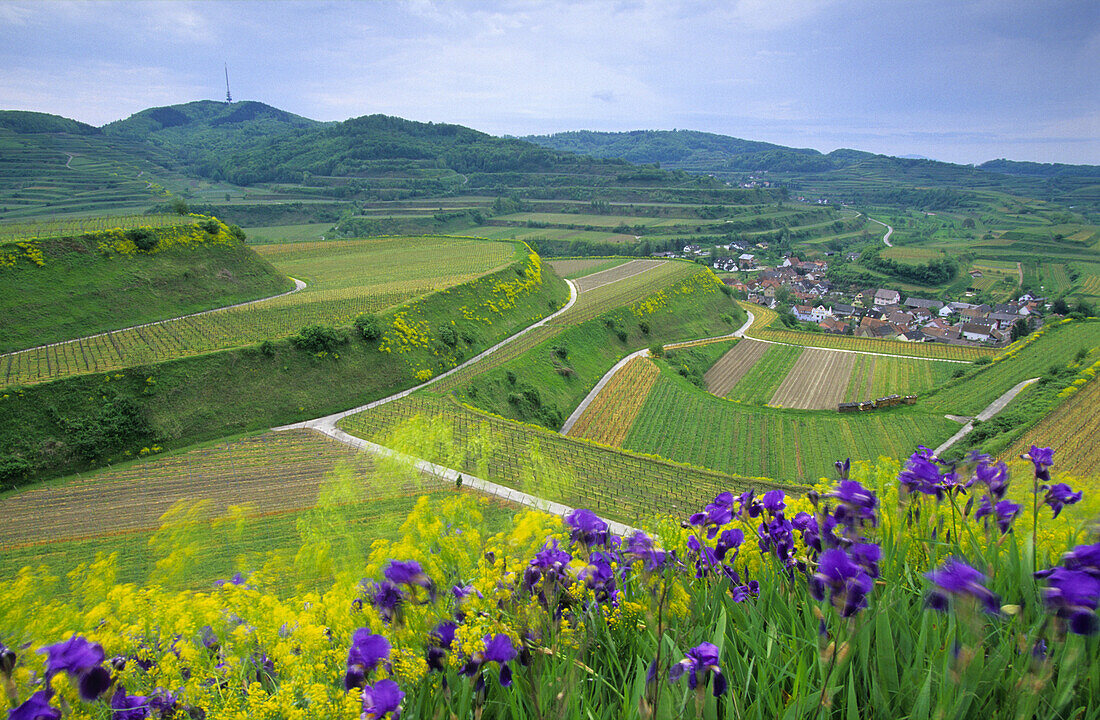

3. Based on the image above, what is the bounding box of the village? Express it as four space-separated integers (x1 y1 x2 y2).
657 244 1045 348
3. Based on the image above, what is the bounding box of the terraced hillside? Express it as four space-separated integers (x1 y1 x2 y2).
1 235 517 384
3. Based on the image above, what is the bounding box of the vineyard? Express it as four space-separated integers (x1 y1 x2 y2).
566 356 660 445
624 370 957 485
768 348 856 410
546 257 630 278
1004 375 1100 478
1 236 518 385
843 354 959 402
572 259 666 292
750 326 990 360
0 213 198 241
0 429 517 595
703 338 768 396
337 392 797 524
723 344 803 404
434 260 703 391
924 319 1100 416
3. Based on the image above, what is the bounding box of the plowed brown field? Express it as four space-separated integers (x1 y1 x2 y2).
769 348 857 410
704 339 770 397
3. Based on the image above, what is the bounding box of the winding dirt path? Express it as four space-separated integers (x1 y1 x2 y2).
933 377 1040 455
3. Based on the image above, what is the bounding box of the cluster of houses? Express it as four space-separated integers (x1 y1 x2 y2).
720 255 1044 347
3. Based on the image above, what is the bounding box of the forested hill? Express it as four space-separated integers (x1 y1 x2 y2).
0 110 100 135
979 159 1100 179
94 103 640 186
522 129 855 173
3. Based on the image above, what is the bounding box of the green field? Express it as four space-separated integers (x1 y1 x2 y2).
339 392 797 525
924 319 1100 416
625 368 958 485
455 263 742 429
881 245 947 263
0 429 517 595
724 344 803 404
1 236 518 385
844 354 960 401
0 218 291 353
241 222 332 245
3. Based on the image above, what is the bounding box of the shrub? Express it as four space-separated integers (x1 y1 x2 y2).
258 340 276 357
200 218 221 235
126 228 158 252
649 343 664 357
615 329 628 343
975 356 992 366
290 324 348 353
638 321 650 335
551 345 569 360
439 327 458 347
354 314 383 342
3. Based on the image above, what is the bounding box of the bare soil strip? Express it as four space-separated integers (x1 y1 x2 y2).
704 339 769 397
574 259 665 293
769 348 857 410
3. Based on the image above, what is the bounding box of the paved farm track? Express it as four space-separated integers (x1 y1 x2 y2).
769 348 857 410
704 339 769 397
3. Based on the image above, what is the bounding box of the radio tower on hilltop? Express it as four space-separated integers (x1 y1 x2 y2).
224 63 232 104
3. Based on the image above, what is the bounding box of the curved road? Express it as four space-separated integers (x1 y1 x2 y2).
866 216 894 247
933 377 1040 455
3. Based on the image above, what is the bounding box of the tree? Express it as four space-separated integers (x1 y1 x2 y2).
170 197 189 215
1010 319 1030 341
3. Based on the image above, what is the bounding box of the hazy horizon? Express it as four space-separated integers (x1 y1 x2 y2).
1 0 1097 166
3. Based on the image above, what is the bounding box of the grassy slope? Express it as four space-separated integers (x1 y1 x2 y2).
922 319 1100 416
0 221 292 352
624 365 957 485
0 251 569 487
455 268 745 429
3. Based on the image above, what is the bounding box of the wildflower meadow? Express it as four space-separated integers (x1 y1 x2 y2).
1 444 1097 719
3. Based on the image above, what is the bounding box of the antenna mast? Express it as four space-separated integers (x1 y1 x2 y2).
224 63 232 104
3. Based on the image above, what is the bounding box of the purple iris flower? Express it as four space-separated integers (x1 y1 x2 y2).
344 628 391 690
714 529 744 562
1060 542 1100 576
564 509 610 549
623 531 668 571
110 686 149 720
757 515 796 567
792 512 824 554
361 678 404 720
451 584 481 602
460 634 517 690
38 635 111 701
925 559 1000 614
729 581 760 602
384 560 436 602
365 581 404 623
834 458 851 481
735 490 761 518
147 688 178 718
810 548 874 617
687 535 721 578
1023 446 1054 482
426 621 457 672
829 480 878 536
1043 483 1082 518
213 572 246 588
850 542 882 580
1042 567 1100 636
968 460 1009 500
669 642 727 697
899 447 960 500
761 490 786 515
689 492 735 538
974 497 1021 534
9 691 61 720
580 552 618 603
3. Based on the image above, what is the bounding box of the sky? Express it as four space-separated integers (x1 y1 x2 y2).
1 0 1097 165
